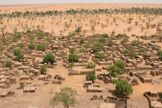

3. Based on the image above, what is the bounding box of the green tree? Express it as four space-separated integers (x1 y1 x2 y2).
94 52 105 60
15 53 24 61
75 26 82 34
87 62 96 69
86 71 96 81
68 53 79 63
114 60 126 71
18 43 24 49
43 53 56 64
92 42 103 53
13 48 21 56
113 80 133 97
159 93 162 101
108 65 121 77
50 87 77 108
37 43 46 51
28 43 35 50
5 60 13 68
124 49 137 59
108 60 126 77
40 65 47 75
158 50 162 60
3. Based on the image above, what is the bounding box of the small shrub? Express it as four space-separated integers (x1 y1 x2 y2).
37 43 46 51
5 60 13 68
43 53 56 64
86 71 96 81
113 80 133 97
75 26 82 34
40 65 47 75
94 53 105 60
13 48 21 56
28 43 35 50
87 62 96 69
68 32 75 37
68 53 79 63
18 43 24 48
15 54 24 61
158 50 162 60
92 42 103 53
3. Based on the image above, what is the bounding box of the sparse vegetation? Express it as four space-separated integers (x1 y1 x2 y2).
50 87 77 108
68 52 79 63
37 43 46 51
86 71 96 81
87 62 96 69
40 65 47 75
43 53 56 64
113 80 133 97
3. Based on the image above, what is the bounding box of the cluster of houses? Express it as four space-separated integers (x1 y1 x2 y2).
0 30 162 107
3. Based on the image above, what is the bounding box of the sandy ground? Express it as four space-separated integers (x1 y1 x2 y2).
0 3 162 108
0 61 115 108
0 4 162 13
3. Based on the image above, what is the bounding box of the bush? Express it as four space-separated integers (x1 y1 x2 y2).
75 26 82 34
108 65 121 77
92 42 104 53
28 43 35 50
86 71 96 81
159 93 162 100
94 53 105 60
68 53 79 63
5 60 13 68
37 43 46 51
37 29 45 39
124 49 138 59
113 80 133 97
158 50 162 60
43 53 56 64
13 48 21 56
68 32 75 37
18 43 24 48
102 33 109 38
15 54 24 61
114 60 126 70
87 62 96 69
108 60 126 77
40 65 47 75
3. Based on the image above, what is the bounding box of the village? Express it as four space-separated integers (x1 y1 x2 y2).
0 4 162 108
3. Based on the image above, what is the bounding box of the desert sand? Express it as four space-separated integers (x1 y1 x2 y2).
0 3 162 108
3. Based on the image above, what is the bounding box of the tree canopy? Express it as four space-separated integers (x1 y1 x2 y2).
113 80 133 97
68 52 79 63
43 53 56 64
50 87 77 108
86 71 96 81
108 60 126 77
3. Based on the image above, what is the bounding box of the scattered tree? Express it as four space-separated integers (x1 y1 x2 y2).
158 50 162 60
86 71 96 82
28 43 35 50
5 60 13 68
40 65 47 75
108 60 126 77
87 62 96 69
92 42 103 53
50 87 77 108
113 80 133 97
13 48 21 56
68 53 79 63
43 53 56 64
37 43 46 51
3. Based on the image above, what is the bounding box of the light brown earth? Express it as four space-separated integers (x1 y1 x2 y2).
0 3 162 108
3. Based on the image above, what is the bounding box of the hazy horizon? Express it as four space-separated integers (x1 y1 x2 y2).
0 0 162 5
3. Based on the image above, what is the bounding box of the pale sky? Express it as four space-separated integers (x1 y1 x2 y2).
0 0 162 5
